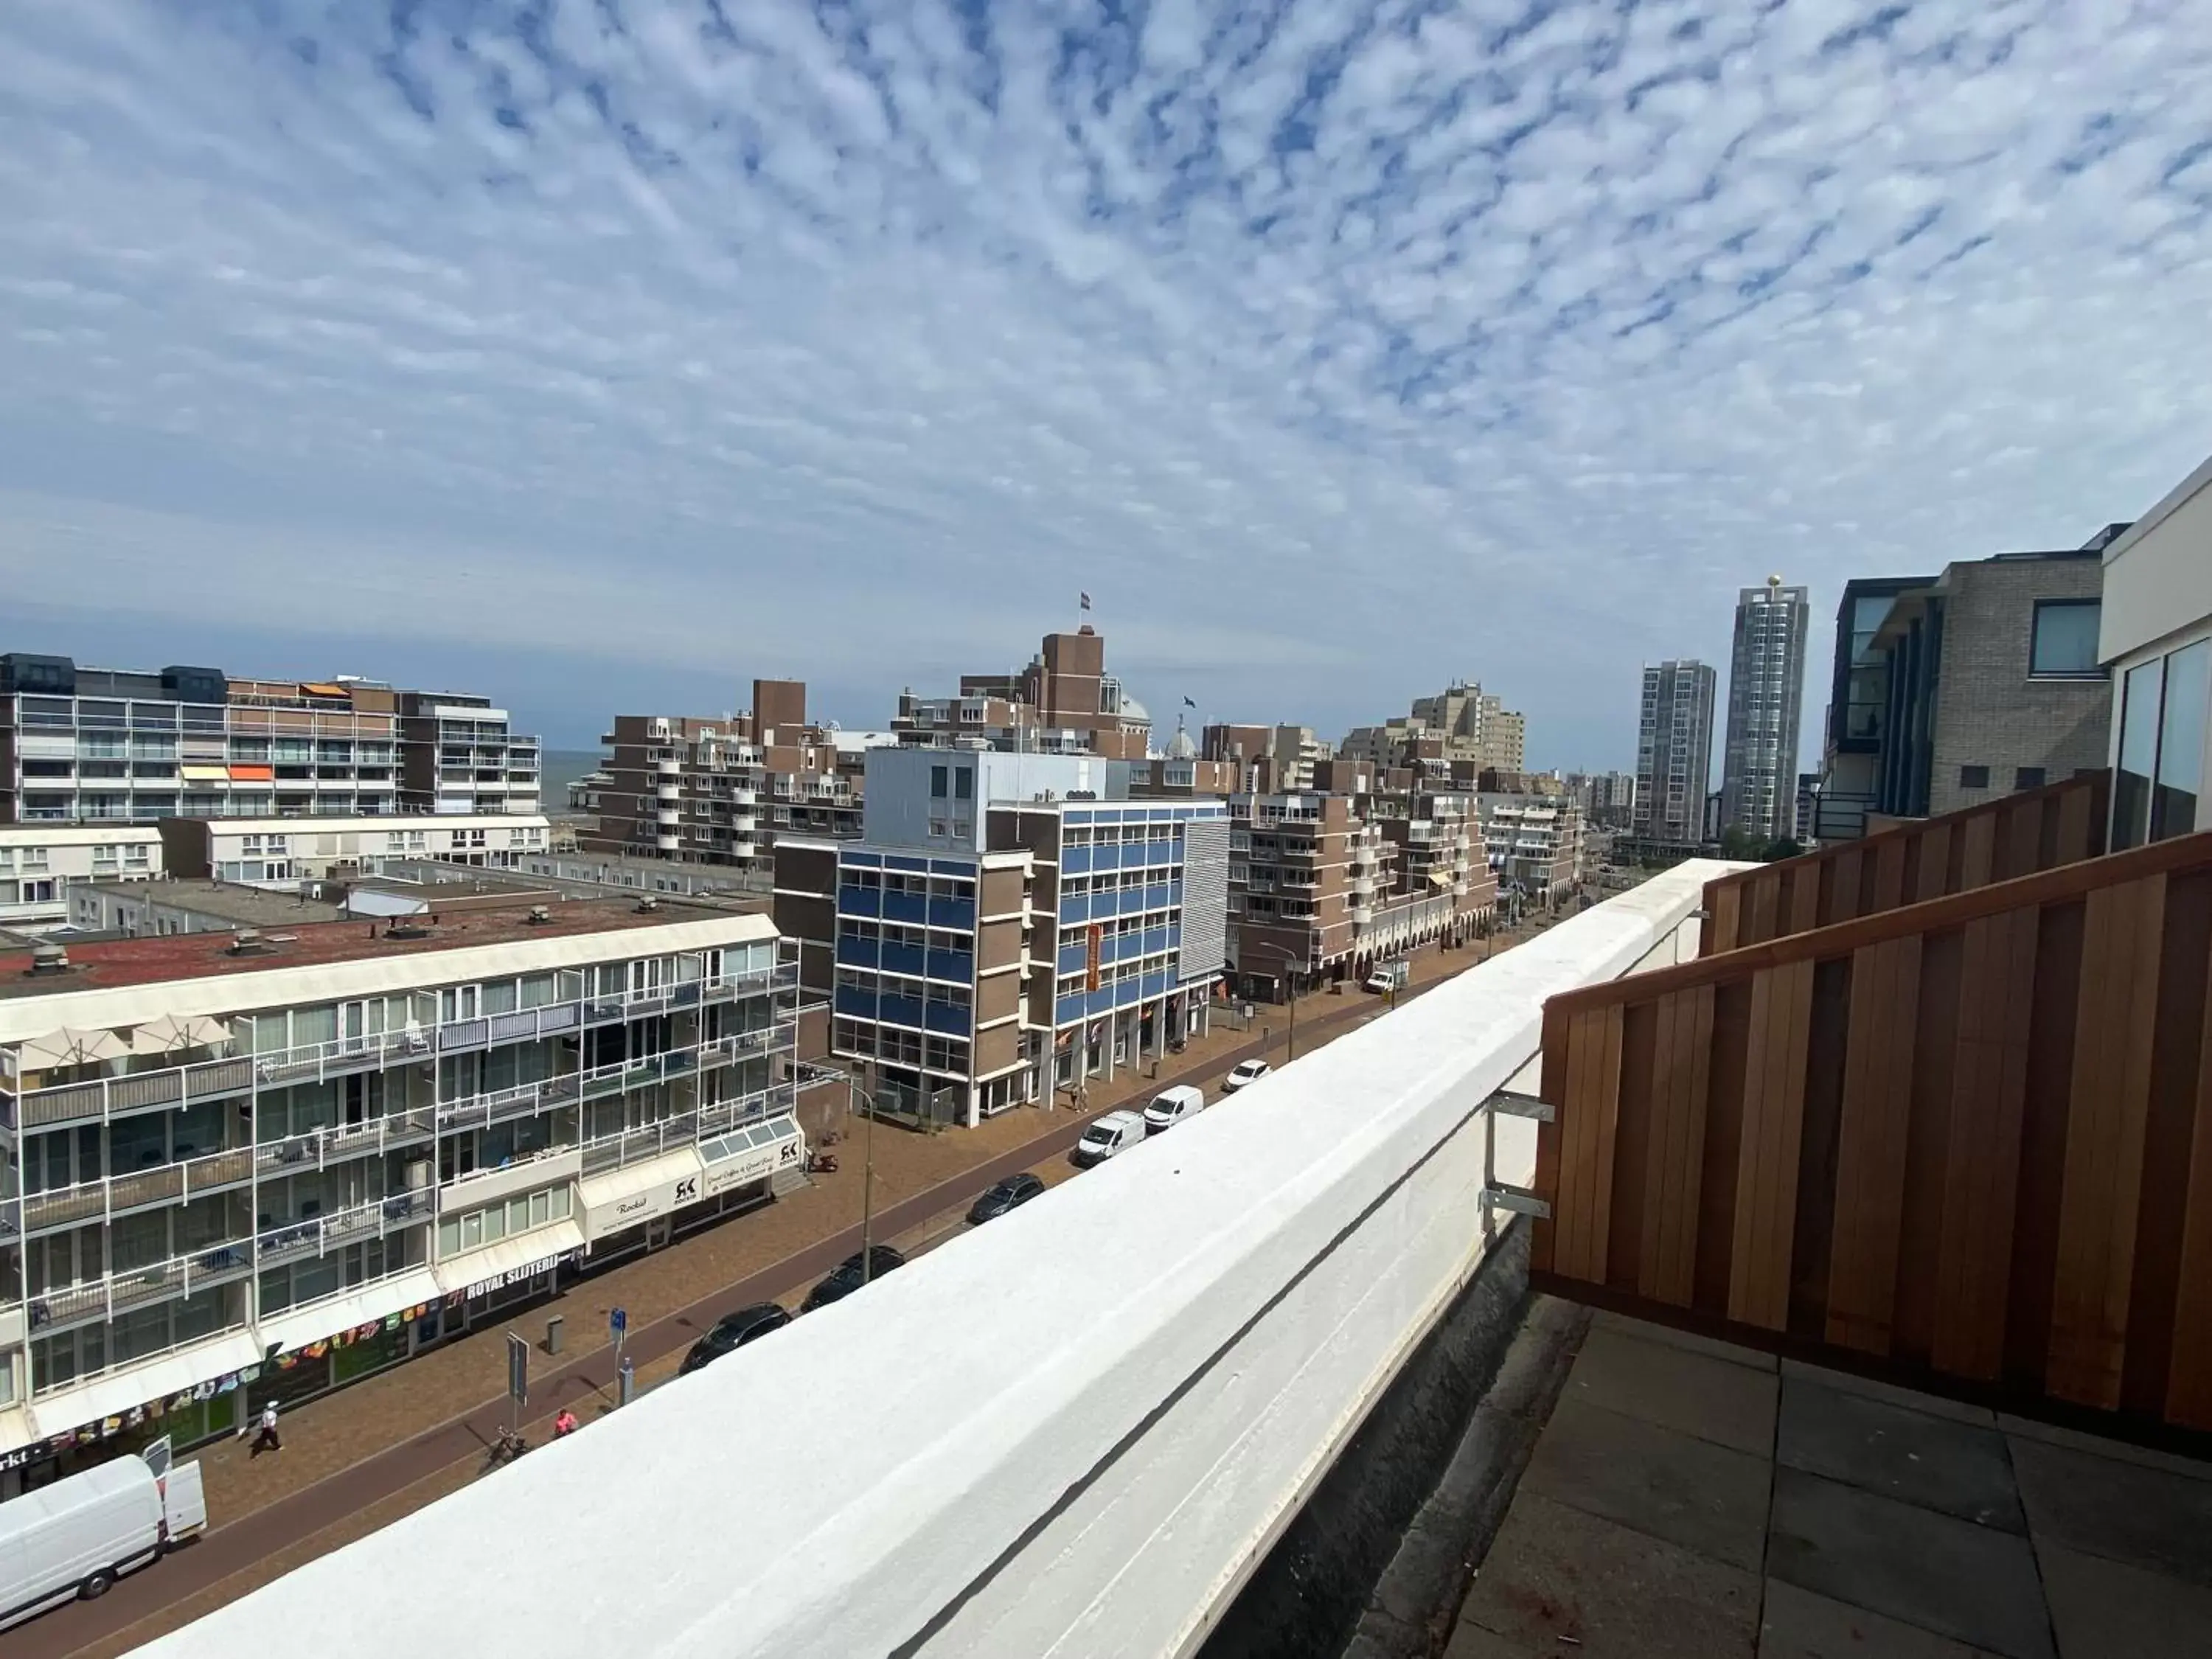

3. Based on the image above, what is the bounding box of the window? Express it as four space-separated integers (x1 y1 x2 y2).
2014 767 2047 792
931 765 948 799
2154 639 2210 843
1958 765 1990 790
2030 599 2103 677
954 768 973 801
2115 656 2166 849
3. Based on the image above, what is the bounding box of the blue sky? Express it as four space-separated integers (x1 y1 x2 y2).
3 1 2210 768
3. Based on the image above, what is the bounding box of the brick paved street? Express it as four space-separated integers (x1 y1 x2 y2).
26 910 1576 1659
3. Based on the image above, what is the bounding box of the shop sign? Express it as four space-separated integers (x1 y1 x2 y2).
700 1126 803 1197
465 1248 577 1301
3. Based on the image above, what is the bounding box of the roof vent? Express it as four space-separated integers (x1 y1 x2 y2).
28 942 69 976
228 928 276 956
636 896 661 914
384 922 434 940
526 905 553 925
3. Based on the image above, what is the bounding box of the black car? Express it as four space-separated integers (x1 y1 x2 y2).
678 1302 793 1375
802 1245 908 1311
967 1172 1046 1225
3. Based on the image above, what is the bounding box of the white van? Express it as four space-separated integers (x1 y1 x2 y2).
1072 1110 1146 1166
0 1447 206 1630
1142 1085 1206 1135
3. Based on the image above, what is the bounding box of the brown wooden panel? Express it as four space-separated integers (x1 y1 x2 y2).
1610 1004 1660 1293
1786 869 1820 938
2048 876 2168 1409
1826 936 1924 1354
1960 813 1997 891
1747 874 1780 950
1933 908 2038 1380
1554 1004 1624 1284
2166 924 2212 1429
1913 825 1952 905
1831 846 1867 926
1637 987 1713 1307
1872 838 1907 914
1728 959 1814 1329
1708 881 1742 957
1531 1009 1571 1273
1694 980 1753 1315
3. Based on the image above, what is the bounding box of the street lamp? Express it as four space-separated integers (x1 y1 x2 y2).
1242 940 1311 1062
847 1062 881 1284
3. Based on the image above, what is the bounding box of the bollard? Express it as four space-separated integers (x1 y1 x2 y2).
545 1314 563 1356
618 1354 636 1407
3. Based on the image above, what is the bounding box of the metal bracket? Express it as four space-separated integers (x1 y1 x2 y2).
1486 1090 1554 1122
1481 1183 1552 1219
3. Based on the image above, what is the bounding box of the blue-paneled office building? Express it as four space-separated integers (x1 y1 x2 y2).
775 749 1228 1125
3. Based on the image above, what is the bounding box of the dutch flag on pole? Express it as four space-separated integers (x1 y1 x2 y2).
1079 592 1092 611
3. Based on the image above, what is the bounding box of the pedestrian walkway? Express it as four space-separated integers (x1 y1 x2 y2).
27 923 1545 1659
1448 1310 2212 1658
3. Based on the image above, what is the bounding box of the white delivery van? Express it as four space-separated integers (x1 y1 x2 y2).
1071 1110 1146 1166
0 1445 206 1631
1142 1085 1206 1135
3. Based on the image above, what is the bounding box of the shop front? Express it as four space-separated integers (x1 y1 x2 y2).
689 1115 804 1234
433 1223 585 1332
578 1147 709 1264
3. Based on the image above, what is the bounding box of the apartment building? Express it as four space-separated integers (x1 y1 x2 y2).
0 655 543 826
1200 724 1326 794
1343 681 1527 776
1813 542 2112 838
2101 466 2209 846
1719 577 1810 842
774 750 1228 1124
1631 660 1717 855
585 682 878 872
395 691 543 818
160 814 551 885
1475 773 1587 902
892 627 1152 759
0 826 162 935
0 902 799 1493
1566 771 1638 830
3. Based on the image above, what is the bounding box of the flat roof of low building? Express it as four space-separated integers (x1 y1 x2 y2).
0 894 747 1005
79 879 355 927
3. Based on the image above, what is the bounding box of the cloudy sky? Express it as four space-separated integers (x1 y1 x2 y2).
3 1 2210 768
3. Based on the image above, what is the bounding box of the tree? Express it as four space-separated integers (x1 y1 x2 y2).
1717 824 1763 860
1759 837 1804 862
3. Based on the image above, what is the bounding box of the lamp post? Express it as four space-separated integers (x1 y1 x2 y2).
1244 941 1310 1062
848 1062 880 1283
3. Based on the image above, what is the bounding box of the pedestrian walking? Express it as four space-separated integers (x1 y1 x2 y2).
250 1399 281 1457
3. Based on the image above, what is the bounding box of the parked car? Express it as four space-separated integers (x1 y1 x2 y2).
678 1302 793 1374
802 1245 908 1310
967 1172 1046 1224
1366 960 1410 994
1220 1059 1272 1093
1071 1109 1145 1166
1142 1085 1206 1135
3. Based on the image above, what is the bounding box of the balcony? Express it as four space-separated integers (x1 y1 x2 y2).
28 1237 254 1332
255 1190 434 1267
18 1144 256 1235
146 866 1722 1658
10 1054 254 1133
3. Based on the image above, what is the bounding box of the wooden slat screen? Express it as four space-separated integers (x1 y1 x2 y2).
1532 827 2212 1433
1700 771 2109 957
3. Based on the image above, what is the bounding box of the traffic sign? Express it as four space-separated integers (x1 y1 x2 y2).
611 1305 627 1338
506 1332 529 1408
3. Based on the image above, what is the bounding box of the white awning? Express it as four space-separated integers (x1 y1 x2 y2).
577 1147 706 1241
256 1268 442 1358
433 1220 585 1300
697 1116 806 1197
0 1406 41 1458
28 1331 265 1443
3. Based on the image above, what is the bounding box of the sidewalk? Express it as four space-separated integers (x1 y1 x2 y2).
32 918 1565 1658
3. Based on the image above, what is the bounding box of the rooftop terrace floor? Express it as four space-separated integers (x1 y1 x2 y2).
1447 1308 2212 1659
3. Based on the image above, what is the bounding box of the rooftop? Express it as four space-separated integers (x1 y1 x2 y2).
0 894 729 1001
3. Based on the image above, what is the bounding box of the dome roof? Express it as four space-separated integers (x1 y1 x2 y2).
1119 692 1151 726
1166 726 1198 759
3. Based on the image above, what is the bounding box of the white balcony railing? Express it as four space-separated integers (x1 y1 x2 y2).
145 866 1730 1659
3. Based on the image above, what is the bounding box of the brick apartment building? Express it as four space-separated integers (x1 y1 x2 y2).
1341 681 1526 776
583 680 875 872
892 626 1152 759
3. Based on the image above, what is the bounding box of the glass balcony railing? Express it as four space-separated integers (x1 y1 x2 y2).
254 1190 434 1268
27 1237 255 1332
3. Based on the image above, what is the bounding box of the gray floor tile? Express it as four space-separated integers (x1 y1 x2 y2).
1778 1375 2025 1531
1450 1489 1760 1658
2037 1537 2212 1658
1781 1358 1997 1428
1521 1396 1773 1571
1998 1413 2212 1484
1759 1577 2002 1658
1593 1308 1780 1371
1567 1323 1780 1455
1768 1467 2053 1659
2009 1433 2212 1588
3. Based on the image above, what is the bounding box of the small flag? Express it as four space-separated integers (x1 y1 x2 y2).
1079 591 1092 611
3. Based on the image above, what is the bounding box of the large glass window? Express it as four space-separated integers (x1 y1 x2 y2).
2153 639 2209 842
2114 657 2163 850
2030 599 2103 677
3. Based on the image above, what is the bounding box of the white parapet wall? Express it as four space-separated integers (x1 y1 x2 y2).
145 862 1732 1659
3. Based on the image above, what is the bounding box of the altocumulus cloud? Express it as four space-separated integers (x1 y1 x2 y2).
2 0 2211 756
